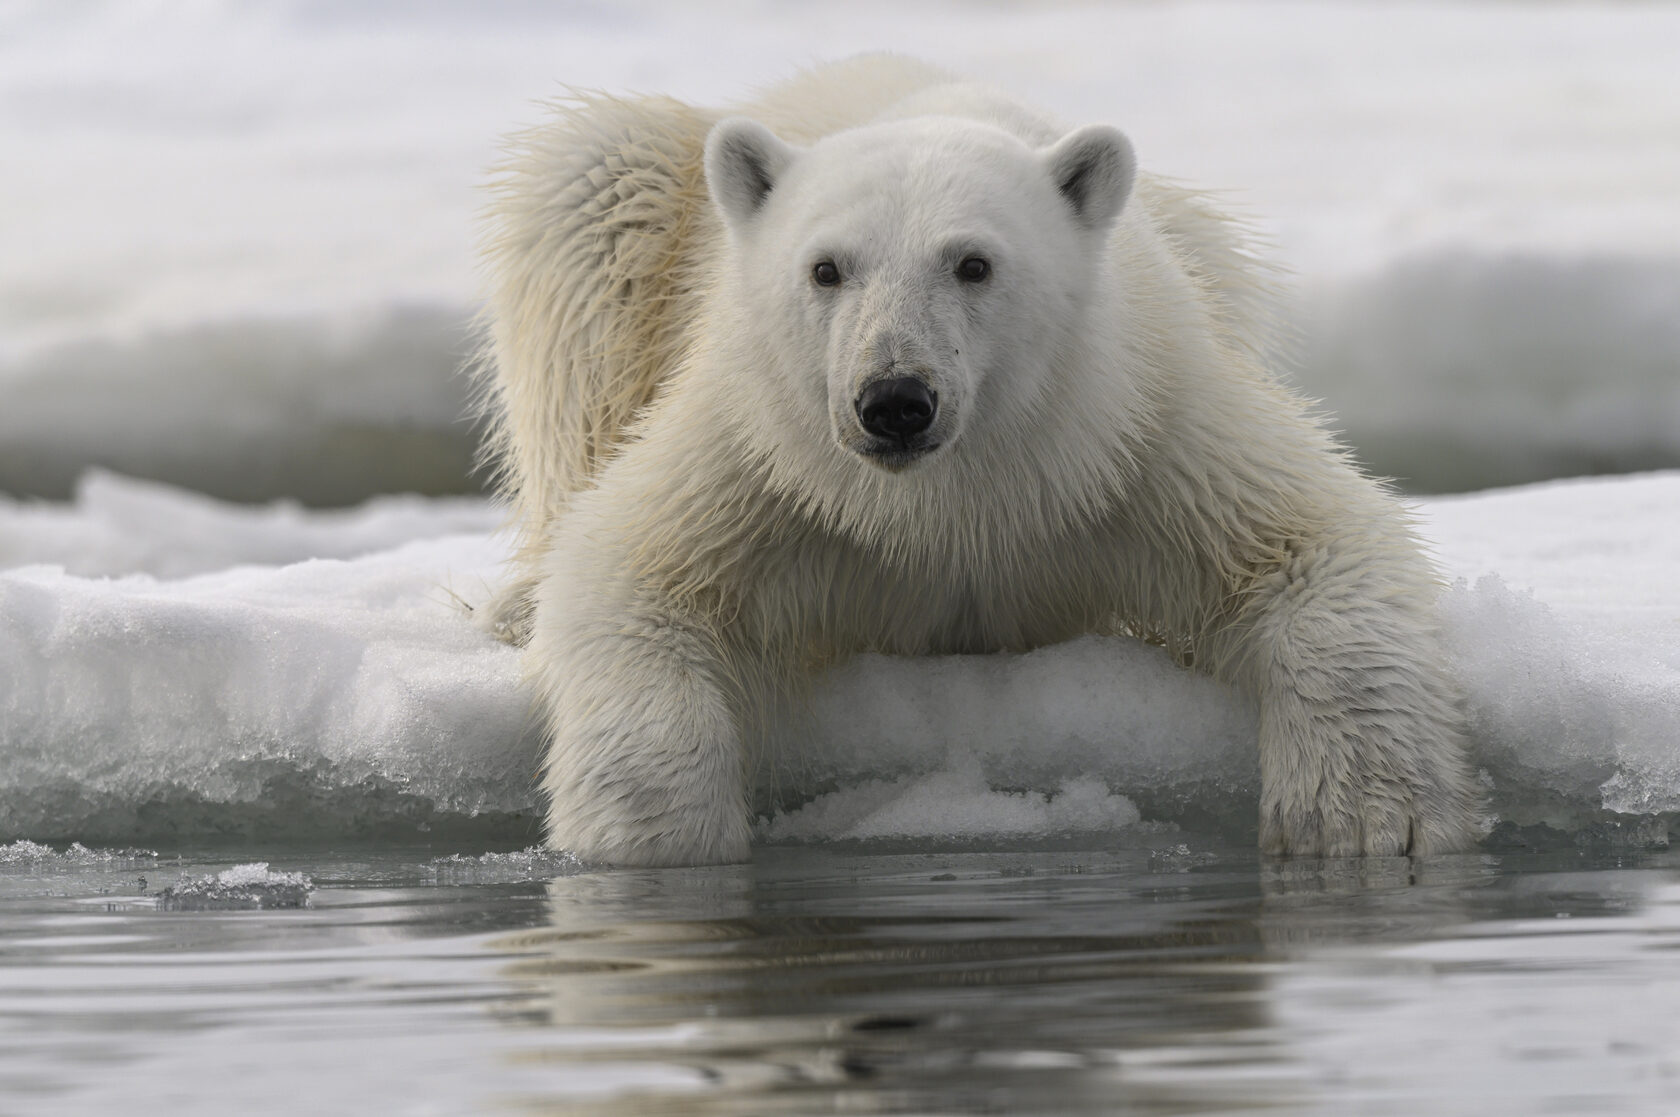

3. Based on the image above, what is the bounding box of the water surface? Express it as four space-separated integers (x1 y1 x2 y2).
3 843 1677 1115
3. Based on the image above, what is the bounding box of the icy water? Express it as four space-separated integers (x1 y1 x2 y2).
4 843 1679 1115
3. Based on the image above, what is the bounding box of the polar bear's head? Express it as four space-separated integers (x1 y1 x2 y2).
704 114 1134 472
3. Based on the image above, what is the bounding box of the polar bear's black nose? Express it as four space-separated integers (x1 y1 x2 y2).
856 377 937 441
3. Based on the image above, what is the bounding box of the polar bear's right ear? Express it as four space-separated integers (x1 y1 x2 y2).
1042 124 1136 233
705 117 798 228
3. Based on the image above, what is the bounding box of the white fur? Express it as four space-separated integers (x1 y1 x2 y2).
476 56 1478 866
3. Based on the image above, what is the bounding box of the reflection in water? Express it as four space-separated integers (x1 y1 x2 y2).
4 846 1679 1113
481 850 1496 1114
474 848 1680 1114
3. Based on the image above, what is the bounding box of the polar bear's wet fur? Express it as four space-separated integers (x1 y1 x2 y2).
476 56 1478 866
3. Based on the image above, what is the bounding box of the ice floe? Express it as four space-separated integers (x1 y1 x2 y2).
2 471 1676 849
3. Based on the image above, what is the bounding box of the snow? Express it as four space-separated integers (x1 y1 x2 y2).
2 471 1676 849
761 762 1143 844
2 0 1677 496
0 511 538 846
0 469 501 578
1424 476 1680 827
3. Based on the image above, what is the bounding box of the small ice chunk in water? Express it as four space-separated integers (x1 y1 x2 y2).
157 862 313 910
0 840 160 867
427 847 585 883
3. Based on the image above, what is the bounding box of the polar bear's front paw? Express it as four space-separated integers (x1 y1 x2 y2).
539 697 752 867
1259 790 1417 858
545 777 752 868
538 685 754 867
530 599 753 867
1258 758 1475 858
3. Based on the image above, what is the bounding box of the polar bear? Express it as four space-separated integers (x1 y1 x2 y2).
475 56 1478 866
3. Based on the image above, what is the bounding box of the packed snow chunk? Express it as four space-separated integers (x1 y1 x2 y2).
761 756 1141 843
157 862 313 911
0 532 544 846
1421 471 1680 633
784 636 1259 833
1441 577 1631 815
1439 585 1680 825
0 469 502 578
1420 473 1680 834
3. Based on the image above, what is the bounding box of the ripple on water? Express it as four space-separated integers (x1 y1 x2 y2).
1 846 1678 1114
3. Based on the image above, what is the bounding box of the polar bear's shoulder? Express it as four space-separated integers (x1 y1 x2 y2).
477 90 718 512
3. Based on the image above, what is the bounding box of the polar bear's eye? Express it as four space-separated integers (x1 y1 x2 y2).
957 256 991 283
812 260 841 287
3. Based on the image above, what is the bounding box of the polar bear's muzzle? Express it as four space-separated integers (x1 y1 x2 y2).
853 376 941 468
857 376 937 440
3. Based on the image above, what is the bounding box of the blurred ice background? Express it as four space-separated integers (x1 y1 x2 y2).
1 0 1677 848
4 0 1677 499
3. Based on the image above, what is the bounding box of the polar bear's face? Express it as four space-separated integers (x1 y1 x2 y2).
705 116 1134 472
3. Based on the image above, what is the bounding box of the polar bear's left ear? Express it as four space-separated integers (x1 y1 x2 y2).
706 117 799 229
1043 124 1136 233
